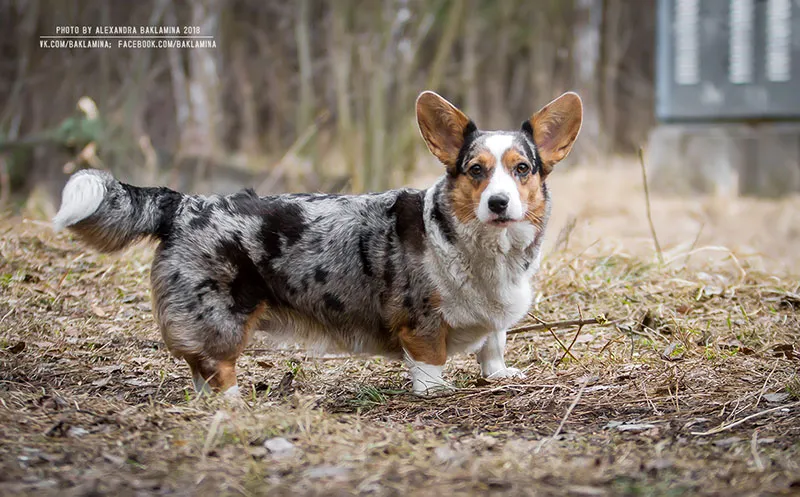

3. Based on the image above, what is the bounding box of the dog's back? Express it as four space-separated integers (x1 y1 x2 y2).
151 187 439 359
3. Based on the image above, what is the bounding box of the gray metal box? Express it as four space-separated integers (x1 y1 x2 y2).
656 0 800 122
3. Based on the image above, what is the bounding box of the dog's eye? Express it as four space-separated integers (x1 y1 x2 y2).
468 164 483 178
515 163 531 176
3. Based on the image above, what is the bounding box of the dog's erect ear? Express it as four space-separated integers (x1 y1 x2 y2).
416 91 474 170
524 92 583 176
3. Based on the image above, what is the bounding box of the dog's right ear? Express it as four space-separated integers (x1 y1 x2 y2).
416 91 475 171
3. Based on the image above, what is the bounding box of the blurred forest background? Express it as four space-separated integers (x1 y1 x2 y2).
0 0 656 216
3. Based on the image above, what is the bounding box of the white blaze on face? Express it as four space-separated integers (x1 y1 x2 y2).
476 134 524 223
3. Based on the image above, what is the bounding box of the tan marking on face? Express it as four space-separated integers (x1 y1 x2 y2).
398 325 448 366
500 148 547 229
449 149 495 223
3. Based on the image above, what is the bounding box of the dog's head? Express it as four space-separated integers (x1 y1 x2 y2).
416 91 582 227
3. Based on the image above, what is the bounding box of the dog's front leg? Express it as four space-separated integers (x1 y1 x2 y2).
399 326 452 396
476 330 525 380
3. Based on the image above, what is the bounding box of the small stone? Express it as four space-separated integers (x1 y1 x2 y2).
67 426 89 438
263 437 295 458
763 392 789 403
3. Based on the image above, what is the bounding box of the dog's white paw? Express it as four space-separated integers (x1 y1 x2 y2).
485 367 526 380
412 381 455 397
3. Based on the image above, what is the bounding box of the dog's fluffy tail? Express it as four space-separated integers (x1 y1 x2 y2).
53 169 184 252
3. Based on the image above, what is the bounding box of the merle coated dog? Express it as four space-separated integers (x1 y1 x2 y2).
53 91 583 397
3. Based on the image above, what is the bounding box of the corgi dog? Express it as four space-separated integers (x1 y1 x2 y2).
52 91 582 397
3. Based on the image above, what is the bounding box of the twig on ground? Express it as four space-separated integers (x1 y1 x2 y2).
751 429 765 472
536 380 587 453
557 305 585 365
691 401 800 436
638 147 663 265
552 382 586 439
508 316 603 335
528 313 591 373
754 360 779 409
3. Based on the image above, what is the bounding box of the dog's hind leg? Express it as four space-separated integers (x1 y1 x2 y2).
185 355 240 397
150 235 271 398
155 288 265 398
176 307 265 397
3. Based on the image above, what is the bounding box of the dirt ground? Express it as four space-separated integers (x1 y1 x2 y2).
1 161 799 496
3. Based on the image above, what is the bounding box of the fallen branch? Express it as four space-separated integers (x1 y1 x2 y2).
508 316 602 335
558 305 585 365
691 401 800 436
527 313 590 372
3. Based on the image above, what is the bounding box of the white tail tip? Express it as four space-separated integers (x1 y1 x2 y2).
52 171 107 231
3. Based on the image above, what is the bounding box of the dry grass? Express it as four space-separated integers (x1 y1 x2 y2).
1 163 799 496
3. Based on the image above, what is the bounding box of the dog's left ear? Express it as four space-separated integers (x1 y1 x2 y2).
416 91 475 172
523 92 583 176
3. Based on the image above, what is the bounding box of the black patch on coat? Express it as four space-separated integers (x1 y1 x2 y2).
388 190 426 252
431 185 456 245
187 201 215 230
521 120 534 138
517 133 540 175
323 293 345 312
120 183 184 236
358 232 374 277
216 238 268 315
520 122 545 174
453 125 481 176
260 202 308 259
196 278 220 295
224 188 263 216
314 267 328 284
382 232 395 292
106 192 121 211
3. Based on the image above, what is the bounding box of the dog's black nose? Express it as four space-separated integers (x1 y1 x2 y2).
488 194 509 214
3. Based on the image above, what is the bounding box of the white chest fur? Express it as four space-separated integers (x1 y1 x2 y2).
423 185 540 354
